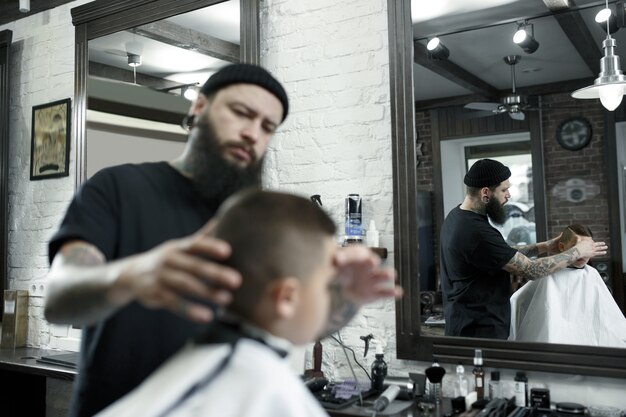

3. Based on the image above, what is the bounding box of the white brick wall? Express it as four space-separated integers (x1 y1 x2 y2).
2 0 625 406
261 0 395 382
0 0 93 350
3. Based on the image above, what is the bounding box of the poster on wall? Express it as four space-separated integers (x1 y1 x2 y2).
30 98 71 180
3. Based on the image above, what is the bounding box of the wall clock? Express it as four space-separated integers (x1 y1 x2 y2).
556 117 592 151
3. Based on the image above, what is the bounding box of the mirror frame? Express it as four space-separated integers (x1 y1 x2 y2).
0 30 11 298
71 0 258 186
388 0 626 379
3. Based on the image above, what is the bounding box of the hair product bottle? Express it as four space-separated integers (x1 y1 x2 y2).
454 362 469 397
344 194 363 243
489 371 502 400
513 371 528 406
473 349 485 400
370 341 387 391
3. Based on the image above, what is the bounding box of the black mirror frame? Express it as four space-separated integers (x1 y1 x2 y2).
71 0 259 187
387 0 626 378
0 30 11 300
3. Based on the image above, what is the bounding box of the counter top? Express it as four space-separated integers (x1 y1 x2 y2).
0 347 77 380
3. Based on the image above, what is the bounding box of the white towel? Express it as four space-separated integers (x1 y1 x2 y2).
509 265 626 347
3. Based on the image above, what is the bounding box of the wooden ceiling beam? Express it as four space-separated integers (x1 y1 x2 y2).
133 20 240 63
415 76 595 110
542 0 602 74
414 41 500 100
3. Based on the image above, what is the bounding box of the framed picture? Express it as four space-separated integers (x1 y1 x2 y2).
30 98 71 180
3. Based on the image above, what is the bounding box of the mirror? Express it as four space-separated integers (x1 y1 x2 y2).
72 0 259 185
389 0 626 377
84 1 239 178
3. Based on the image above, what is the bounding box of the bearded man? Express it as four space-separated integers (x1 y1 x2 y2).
439 158 607 339
44 64 402 417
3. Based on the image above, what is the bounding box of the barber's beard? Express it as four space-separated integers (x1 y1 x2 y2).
186 119 263 204
486 197 507 225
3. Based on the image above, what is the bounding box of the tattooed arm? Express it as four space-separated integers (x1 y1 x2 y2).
504 237 607 281
44 225 241 326
318 245 402 337
319 283 360 337
514 234 561 258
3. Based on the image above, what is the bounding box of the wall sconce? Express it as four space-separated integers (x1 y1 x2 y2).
426 37 449 61
513 22 539 54
572 1 626 111
19 0 30 13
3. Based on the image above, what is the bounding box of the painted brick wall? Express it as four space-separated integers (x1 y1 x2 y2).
260 0 397 381
0 0 92 350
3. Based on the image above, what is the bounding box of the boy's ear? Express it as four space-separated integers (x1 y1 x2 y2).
269 277 301 319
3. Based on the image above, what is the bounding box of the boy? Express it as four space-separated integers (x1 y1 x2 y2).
510 224 626 347
96 189 338 416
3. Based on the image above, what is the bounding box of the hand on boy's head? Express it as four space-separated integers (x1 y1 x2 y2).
333 246 403 306
546 233 562 255
120 220 242 324
574 236 608 259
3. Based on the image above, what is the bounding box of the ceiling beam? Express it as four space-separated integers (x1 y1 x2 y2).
414 41 500 99
89 62 181 90
543 0 602 74
133 20 240 63
415 76 595 110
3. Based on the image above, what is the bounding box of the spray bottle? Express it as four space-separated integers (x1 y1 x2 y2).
370 339 387 391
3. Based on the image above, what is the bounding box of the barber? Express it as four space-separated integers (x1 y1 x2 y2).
440 158 607 339
44 63 402 417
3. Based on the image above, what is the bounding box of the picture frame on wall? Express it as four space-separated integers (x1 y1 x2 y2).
30 98 71 180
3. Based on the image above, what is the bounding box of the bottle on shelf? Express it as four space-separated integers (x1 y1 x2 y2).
454 361 469 397
488 371 502 400
472 349 485 400
513 371 528 406
370 340 387 391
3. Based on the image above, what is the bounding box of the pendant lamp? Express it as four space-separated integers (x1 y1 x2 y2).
572 0 626 111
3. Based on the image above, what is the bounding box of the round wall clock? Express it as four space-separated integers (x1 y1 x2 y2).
556 117 592 151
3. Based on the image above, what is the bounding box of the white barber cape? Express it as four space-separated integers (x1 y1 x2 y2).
95 338 329 417
509 264 626 347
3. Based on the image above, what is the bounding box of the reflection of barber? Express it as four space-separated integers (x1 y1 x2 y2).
440 159 608 339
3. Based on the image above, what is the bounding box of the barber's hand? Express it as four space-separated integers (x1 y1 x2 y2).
574 237 608 260
545 233 562 255
333 245 402 306
116 220 241 323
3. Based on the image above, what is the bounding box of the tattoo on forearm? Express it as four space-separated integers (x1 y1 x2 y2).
321 283 359 337
507 247 580 281
63 245 105 266
516 244 539 258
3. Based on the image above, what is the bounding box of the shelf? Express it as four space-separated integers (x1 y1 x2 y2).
370 247 388 259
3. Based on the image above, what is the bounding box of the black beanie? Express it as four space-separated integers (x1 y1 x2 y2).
464 159 511 188
200 63 289 122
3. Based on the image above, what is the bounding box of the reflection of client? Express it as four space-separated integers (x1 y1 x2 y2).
510 224 626 347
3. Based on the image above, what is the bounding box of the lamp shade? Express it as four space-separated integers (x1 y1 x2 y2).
572 37 626 111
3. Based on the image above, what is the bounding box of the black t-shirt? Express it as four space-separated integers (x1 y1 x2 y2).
48 162 219 417
439 206 517 339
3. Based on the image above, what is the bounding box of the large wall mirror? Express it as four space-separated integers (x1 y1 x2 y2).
389 0 626 378
72 0 259 185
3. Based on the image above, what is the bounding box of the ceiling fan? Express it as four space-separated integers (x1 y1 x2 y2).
103 39 145 83
463 55 533 121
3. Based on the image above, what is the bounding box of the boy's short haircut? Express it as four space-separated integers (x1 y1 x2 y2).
212 188 336 318
560 224 593 245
